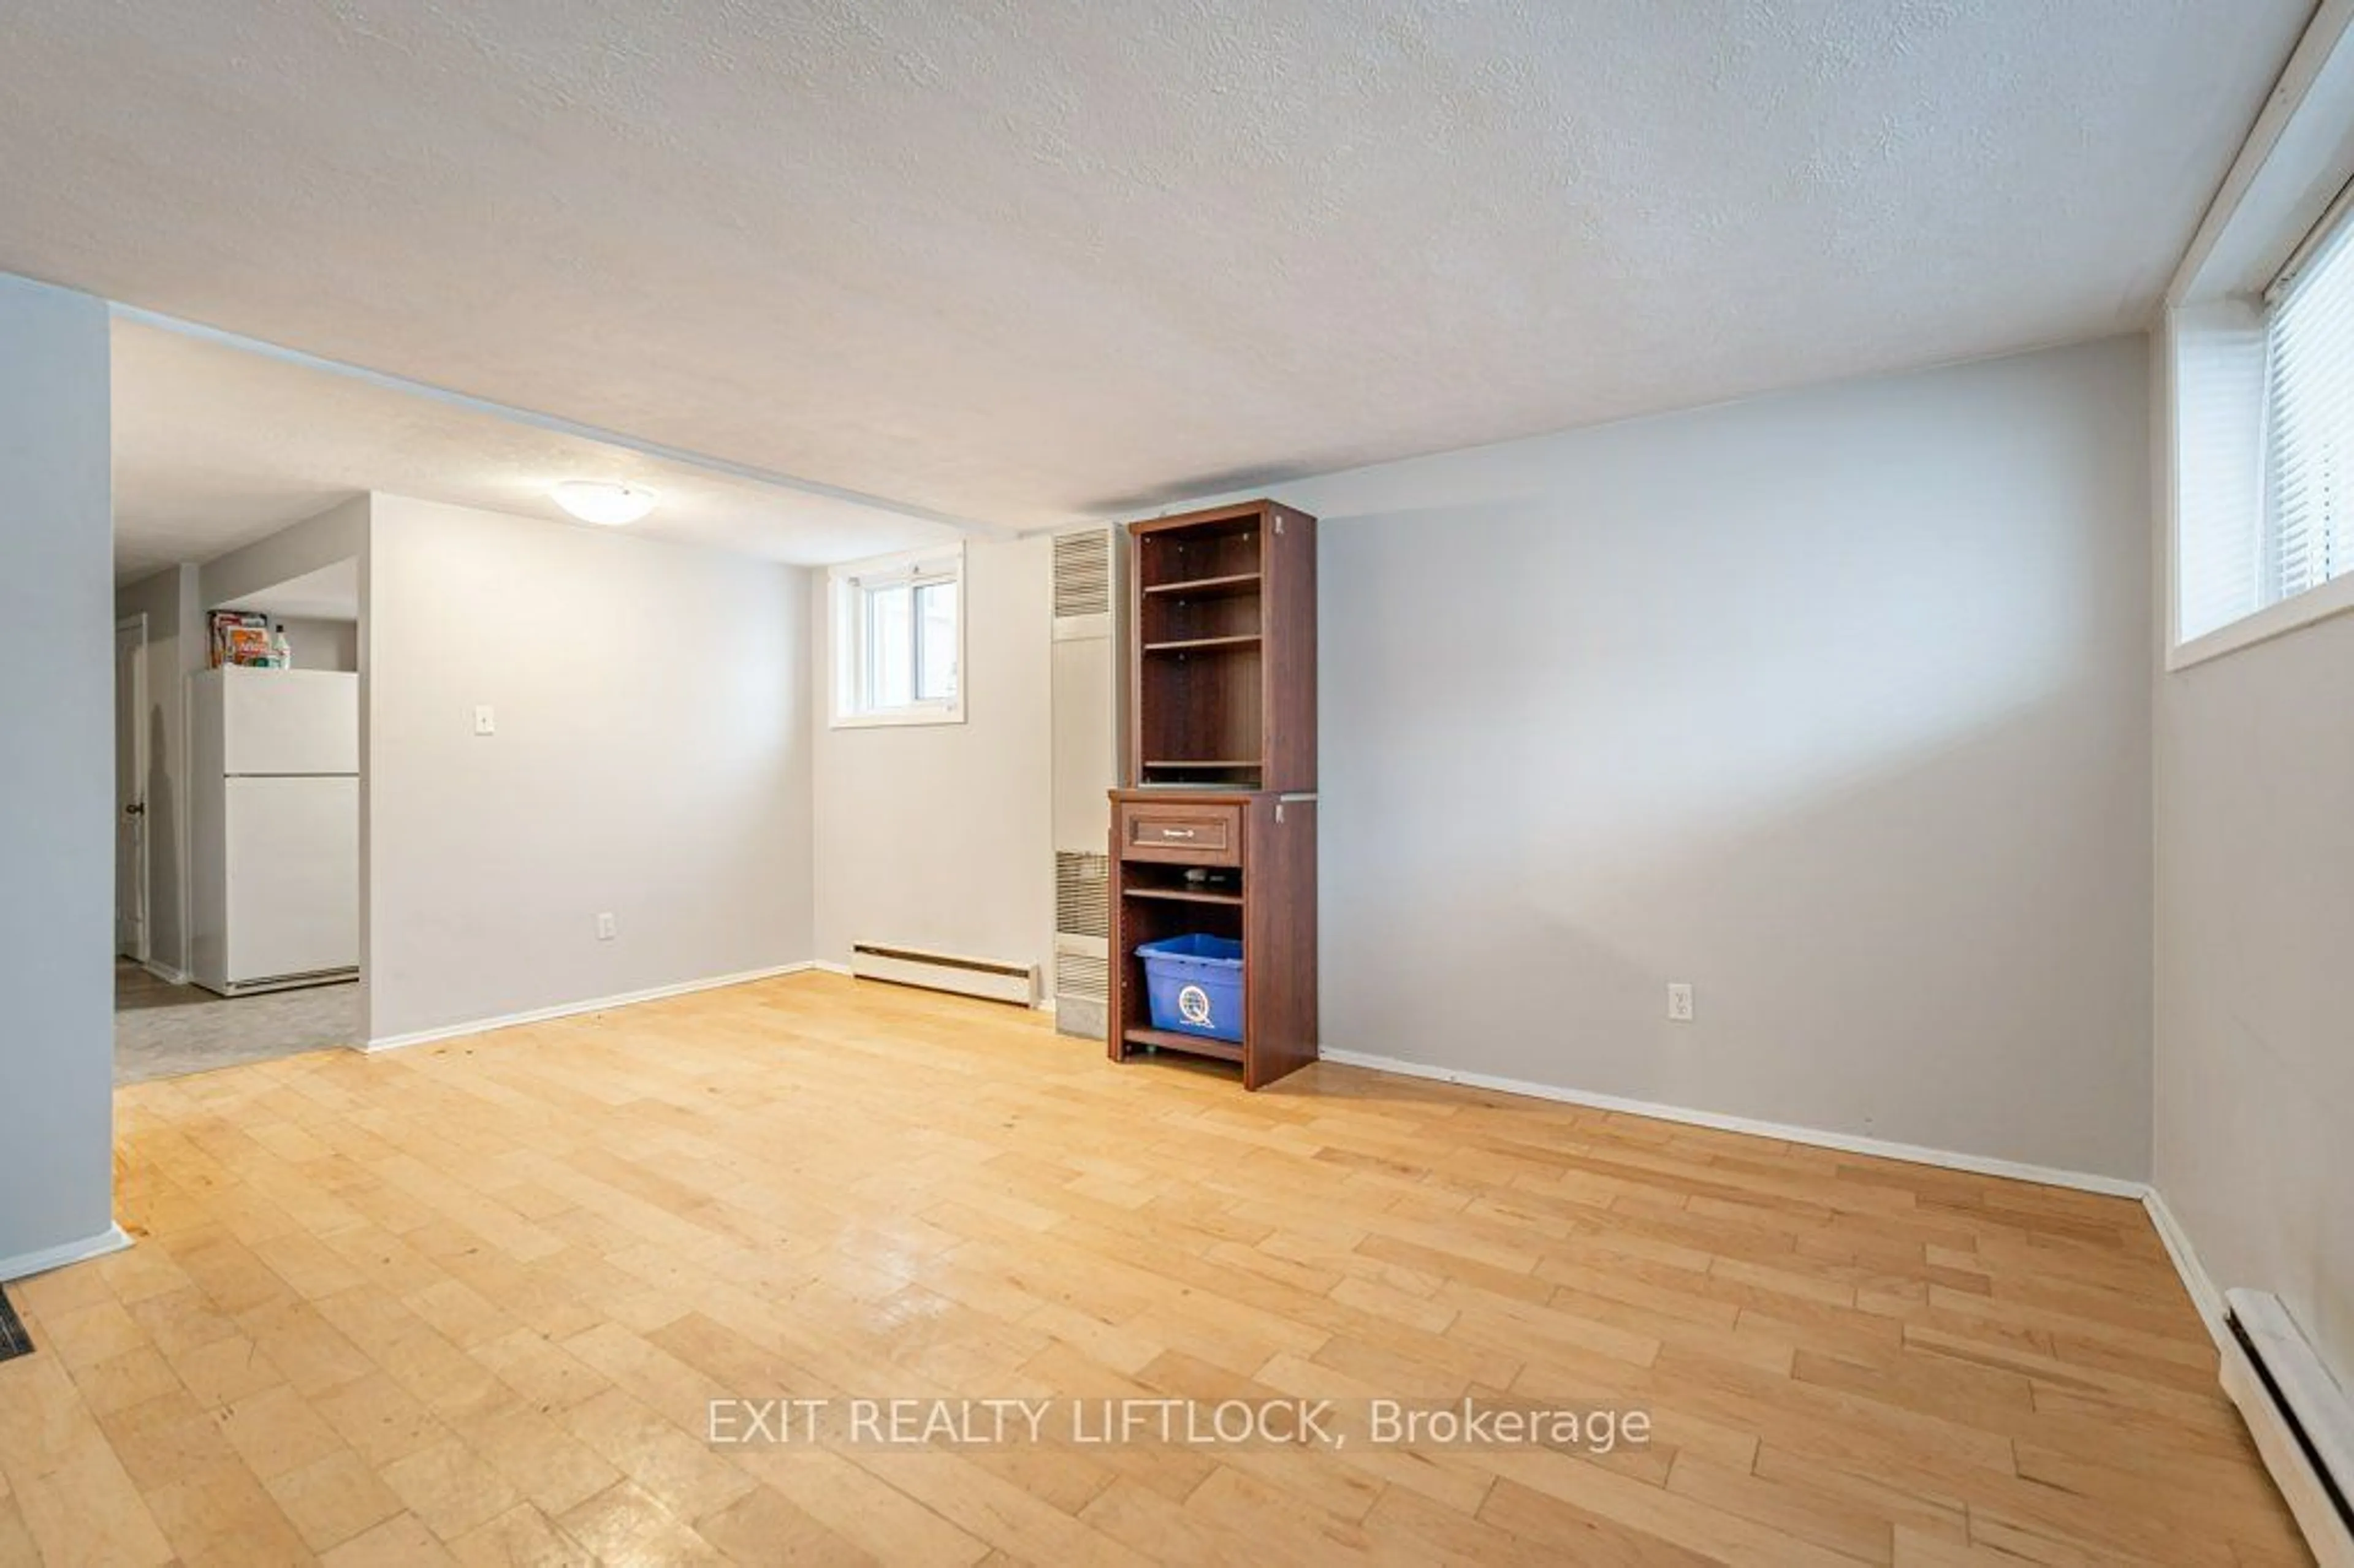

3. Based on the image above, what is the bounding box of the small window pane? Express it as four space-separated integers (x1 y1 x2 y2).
866 583 913 709
831 547 963 726
2252 202 2354 620
916 579 958 701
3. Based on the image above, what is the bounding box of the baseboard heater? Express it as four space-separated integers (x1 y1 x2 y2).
848 943 1037 1007
2223 1288 2354 1567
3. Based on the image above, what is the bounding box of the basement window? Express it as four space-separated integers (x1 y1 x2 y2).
2171 176 2354 664
831 544 964 728
2254 208 2354 606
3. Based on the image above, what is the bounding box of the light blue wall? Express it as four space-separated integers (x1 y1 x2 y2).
0 273 117 1274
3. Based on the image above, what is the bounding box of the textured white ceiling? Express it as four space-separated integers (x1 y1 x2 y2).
111 319 960 582
3 1 2314 529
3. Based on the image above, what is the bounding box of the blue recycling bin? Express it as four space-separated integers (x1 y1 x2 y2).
1135 934 1245 1042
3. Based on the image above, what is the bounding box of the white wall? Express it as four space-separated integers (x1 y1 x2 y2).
275 615 359 672
366 494 812 1042
113 563 200 976
197 495 368 611
0 274 116 1275
2154 614 2354 1383
1186 337 2153 1178
811 535 1054 976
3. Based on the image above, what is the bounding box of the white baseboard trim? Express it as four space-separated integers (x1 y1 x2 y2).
2141 1186 2230 1338
140 960 189 987
1316 1048 2147 1198
364 962 817 1054
0 1222 133 1284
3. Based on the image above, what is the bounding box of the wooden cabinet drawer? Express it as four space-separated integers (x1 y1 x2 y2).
1118 802 1241 866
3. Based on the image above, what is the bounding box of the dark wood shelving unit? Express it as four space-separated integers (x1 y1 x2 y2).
1110 498 1317 1090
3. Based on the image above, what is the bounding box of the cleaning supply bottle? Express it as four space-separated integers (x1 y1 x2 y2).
272 625 292 669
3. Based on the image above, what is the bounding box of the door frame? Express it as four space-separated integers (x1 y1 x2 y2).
115 613 149 964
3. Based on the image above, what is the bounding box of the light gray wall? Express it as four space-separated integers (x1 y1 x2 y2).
197 495 368 611
810 534 1054 976
2154 614 2354 1385
365 494 812 1042
113 564 200 975
1210 337 2154 1178
0 273 116 1273
275 615 360 672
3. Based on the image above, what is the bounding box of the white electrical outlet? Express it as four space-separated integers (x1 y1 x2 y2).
595 912 617 942
473 704 497 736
1666 983 1694 1022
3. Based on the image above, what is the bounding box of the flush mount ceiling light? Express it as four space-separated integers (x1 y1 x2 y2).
552 479 658 525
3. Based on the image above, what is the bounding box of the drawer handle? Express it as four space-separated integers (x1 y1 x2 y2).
1159 828 1197 839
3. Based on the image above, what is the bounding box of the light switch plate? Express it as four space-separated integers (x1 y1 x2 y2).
473 705 496 736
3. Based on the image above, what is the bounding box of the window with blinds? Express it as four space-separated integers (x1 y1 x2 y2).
2259 204 2354 612
2177 192 2354 650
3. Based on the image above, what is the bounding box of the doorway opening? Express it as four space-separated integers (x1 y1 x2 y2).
112 546 364 1084
114 614 148 968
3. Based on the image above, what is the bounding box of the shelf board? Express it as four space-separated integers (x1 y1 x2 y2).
1124 1027 1244 1064
1120 885 1244 907
1141 633 1262 653
1141 572 1262 600
1140 759 1262 775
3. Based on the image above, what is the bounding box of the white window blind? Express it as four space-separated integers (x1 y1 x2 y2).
2259 204 2354 609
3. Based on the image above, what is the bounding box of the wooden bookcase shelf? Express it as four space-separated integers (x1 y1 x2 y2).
1110 498 1318 1090
1141 572 1262 599
1141 634 1262 653
1120 885 1245 907
1122 1027 1245 1063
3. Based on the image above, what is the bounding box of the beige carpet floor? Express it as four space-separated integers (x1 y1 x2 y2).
114 960 357 1084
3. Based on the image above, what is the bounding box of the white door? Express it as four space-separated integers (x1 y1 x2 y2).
115 619 148 962
224 775 359 983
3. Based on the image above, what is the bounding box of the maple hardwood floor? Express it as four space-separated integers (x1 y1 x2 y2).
0 972 2311 1566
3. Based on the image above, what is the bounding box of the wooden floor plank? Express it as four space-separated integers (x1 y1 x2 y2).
0 973 2314 1566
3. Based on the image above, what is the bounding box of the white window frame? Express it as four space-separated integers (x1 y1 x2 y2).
829 542 966 728
2164 13 2354 669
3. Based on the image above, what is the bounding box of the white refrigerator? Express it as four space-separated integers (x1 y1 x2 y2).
189 667 360 995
